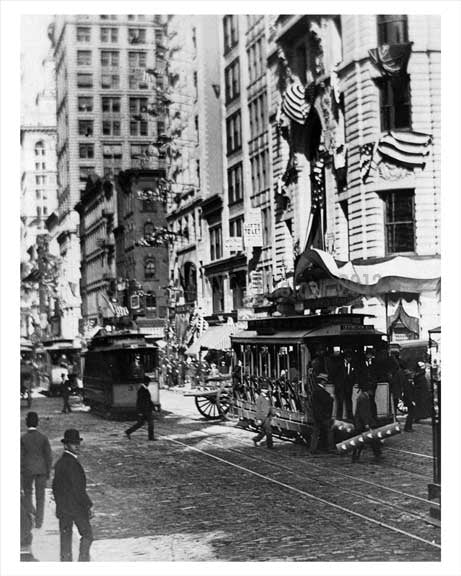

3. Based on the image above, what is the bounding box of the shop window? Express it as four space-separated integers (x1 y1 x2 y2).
377 15 408 45
385 189 415 254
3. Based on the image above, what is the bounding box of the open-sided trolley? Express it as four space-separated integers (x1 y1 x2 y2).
230 313 393 442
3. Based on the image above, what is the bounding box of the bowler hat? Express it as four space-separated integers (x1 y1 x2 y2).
61 429 83 444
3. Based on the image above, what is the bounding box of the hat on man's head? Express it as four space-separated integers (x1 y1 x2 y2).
143 374 151 384
61 429 83 444
26 411 38 427
317 373 329 383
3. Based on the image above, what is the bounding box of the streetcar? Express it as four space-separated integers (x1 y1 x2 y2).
230 313 393 443
41 339 82 396
82 330 159 417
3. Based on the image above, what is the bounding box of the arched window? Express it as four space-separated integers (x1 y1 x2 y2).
34 141 45 156
144 258 156 279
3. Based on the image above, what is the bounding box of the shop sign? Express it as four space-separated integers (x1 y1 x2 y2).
224 236 244 252
243 209 263 249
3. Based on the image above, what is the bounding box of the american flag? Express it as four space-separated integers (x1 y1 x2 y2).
360 142 379 183
282 82 311 125
310 157 325 213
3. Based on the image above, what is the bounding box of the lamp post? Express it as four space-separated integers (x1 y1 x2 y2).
428 326 441 520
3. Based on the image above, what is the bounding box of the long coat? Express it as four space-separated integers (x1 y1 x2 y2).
354 390 376 431
52 452 92 519
414 369 431 419
21 429 53 477
311 384 333 423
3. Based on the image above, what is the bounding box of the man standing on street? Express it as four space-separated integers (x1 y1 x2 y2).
21 411 53 529
352 384 383 463
125 375 156 440
61 373 72 414
310 373 335 454
252 385 275 449
52 429 94 562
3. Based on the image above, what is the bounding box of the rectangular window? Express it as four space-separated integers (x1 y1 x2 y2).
76 27 91 42
101 74 120 89
102 119 121 136
228 163 243 204
229 217 243 237
79 165 94 189
379 75 411 131
100 27 118 43
101 50 119 67
101 96 120 114
377 15 408 45
226 111 242 154
224 59 240 103
128 51 147 68
128 28 146 44
129 97 148 114
385 190 415 254
250 150 269 193
130 120 148 136
102 143 122 178
210 225 223 261
77 73 93 88
223 15 238 53
78 96 93 112
249 94 267 139
79 143 94 159
78 119 93 137
77 50 92 66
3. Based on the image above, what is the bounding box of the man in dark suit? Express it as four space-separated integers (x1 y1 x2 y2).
310 373 334 454
61 373 72 414
356 349 378 420
328 351 355 420
124 375 155 440
21 411 53 529
352 384 382 463
52 429 93 562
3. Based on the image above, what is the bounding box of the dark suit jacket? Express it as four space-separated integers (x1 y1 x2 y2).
311 384 333 423
328 356 355 393
136 384 154 414
52 452 92 519
21 429 53 477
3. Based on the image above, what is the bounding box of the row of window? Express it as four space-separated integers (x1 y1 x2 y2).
77 49 148 67
77 21 161 43
78 118 148 137
76 71 150 90
78 142 155 180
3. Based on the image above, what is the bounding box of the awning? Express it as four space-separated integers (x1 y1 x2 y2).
186 324 235 355
295 248 440 296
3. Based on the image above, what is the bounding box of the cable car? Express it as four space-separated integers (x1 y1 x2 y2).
231 313 393 443
82 330 159 417
41 339 82 396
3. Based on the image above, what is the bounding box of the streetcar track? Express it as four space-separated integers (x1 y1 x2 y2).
171 429 439 528
387 447 435 459
160 432 440 550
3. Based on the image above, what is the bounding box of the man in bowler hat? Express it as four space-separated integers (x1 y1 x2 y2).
52 429 93 562
125 375 156 440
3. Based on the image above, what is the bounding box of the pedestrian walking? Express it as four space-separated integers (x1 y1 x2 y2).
351 384 383 463
52 429 93 562
309 373 335 454
253 386 275 449
61 373 72 413
125 375 156 440
21 411 53 529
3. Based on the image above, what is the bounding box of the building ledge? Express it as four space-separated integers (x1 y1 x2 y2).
204 254 247 275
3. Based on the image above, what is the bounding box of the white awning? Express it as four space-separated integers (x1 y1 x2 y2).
186 324 235 356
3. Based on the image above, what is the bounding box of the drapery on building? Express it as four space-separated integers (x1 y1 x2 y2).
164 14 440 343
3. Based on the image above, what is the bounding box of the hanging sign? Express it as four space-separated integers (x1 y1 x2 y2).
243 209 263 249
224 236 244 252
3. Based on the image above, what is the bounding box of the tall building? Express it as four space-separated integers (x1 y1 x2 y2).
50 14 168 337
20 48 59 339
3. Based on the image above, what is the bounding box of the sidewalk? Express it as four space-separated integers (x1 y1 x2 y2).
30 489 220 562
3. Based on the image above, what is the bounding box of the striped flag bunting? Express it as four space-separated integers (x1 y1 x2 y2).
377 130 432 167
368 43 412 77
282 82 311 125
310 157 326 213
360 142 378 183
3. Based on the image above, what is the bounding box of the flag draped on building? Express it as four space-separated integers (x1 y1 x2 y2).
310 156 326 212
360 142 378 183
376 130 432 167
282 82 311 125
368 43 413 77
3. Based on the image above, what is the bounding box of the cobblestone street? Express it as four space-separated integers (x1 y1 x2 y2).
21 390 440 562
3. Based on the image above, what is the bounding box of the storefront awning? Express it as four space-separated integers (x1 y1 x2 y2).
186 324 236 355
295 248 440 296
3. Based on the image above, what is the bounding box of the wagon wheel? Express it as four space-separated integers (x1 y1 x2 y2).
195 395 222 420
